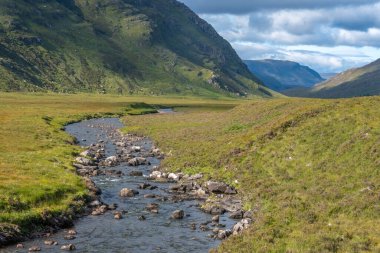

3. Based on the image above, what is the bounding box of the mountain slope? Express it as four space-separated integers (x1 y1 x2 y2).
244 59 324 92
286 59 380 98
0 0 272 97
320 73 337 80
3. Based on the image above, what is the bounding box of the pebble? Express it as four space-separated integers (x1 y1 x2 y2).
67 229 77 236
28 246 41 252
44 240 58 246
212 215 220 223
114 212 123 219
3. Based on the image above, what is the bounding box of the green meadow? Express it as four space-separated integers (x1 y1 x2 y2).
0 92 379 252
124 97 380 252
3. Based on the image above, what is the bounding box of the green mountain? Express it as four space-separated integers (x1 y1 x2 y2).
286 59 380 98
0 0 273 97
244 59 324 92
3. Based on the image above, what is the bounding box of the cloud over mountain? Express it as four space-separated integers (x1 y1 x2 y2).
181 0 378 14
180 0 380 72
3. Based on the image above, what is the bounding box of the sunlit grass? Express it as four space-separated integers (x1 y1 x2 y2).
123 97 380 252
2 92 379 252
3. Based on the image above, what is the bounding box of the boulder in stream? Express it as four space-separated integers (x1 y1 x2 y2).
61 244 76 251
212 215 220 223
120 188 139 197
131 146 141 152
44 240 58 246
128 157 149 166
171 210 185 219
104 156 119 166
114 212 123 220
202 205 226 215
28 246 41 252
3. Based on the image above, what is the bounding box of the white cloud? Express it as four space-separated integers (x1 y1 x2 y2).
197 2 380 72
231 42 380 72
180 0 378 14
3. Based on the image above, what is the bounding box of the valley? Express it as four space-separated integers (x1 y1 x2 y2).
0 0 380 252
0 93 379 252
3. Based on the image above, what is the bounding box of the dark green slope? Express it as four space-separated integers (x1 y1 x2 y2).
286 59 380 98
0 0 274 97
244 59 325 92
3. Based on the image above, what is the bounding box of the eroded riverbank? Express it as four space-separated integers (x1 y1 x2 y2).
1 117 252 252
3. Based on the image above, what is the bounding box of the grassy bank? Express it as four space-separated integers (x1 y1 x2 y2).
0 92 241 239
123 97 380 252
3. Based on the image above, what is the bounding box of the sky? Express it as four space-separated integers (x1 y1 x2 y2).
179 0 380 73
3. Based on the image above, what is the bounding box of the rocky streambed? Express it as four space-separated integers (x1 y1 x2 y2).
1 118 252 253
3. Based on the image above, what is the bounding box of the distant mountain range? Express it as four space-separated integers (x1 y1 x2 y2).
0 0 275 97
244 59 325 92
285 59 380 98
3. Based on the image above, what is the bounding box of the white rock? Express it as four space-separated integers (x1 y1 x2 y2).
131 146 141 152
168 173 179 181
150 171 162 179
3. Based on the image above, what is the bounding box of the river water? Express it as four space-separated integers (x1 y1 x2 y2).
1 118 234 253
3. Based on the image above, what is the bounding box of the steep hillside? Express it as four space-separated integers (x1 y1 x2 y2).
0 0 271 97
286 59 380 98
244 59 324 92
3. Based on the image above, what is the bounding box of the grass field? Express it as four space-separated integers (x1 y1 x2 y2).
123 97 380 252
0 92 241 237
0 92 379 252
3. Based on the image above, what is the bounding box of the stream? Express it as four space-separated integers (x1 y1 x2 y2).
1 117 236 253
